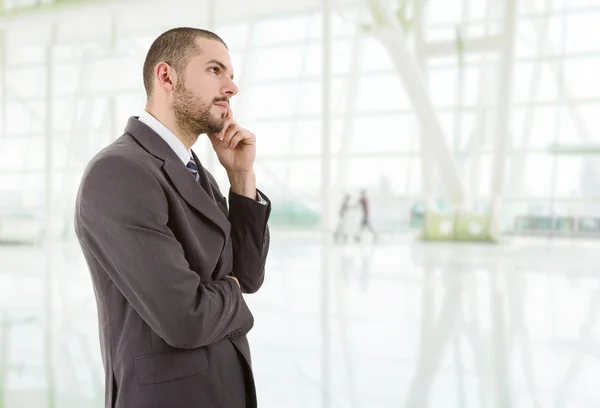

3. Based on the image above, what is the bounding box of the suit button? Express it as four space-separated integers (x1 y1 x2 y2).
228 329 241 339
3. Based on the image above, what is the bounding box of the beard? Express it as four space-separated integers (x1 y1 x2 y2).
172 79 226 138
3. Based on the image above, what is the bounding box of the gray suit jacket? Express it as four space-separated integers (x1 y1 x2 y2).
74 117 271 408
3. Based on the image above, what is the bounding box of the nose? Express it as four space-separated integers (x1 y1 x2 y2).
223 77 238 97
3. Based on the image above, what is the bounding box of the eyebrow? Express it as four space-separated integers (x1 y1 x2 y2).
206 59 234 80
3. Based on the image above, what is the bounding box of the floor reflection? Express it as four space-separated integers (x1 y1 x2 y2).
0 233 599 407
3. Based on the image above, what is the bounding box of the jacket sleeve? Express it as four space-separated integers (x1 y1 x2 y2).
75 154 253 349
227 189 271 294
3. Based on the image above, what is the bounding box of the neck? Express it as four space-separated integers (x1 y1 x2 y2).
145 104 197 150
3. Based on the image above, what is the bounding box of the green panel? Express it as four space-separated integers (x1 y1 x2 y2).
409 205 424 228
422 211 496 242
555 217 576 232
454 212 492 241
422 212 456 241
268 200 320 228
549 143 600 155
515 216 576 233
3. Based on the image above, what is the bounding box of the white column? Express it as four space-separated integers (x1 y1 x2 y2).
285 18 314 189
468 0 500 201
489 0 517 216
0 29 5 139
412 0 436 211
0 317 7 408
205 0 217 173
320 0 332 407
334 27 362 206
44 22 57 408
44 26 55 241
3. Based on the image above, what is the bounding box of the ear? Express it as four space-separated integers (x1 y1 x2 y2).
155 62 176 92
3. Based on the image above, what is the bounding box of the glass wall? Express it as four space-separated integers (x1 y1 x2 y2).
2 0 600 240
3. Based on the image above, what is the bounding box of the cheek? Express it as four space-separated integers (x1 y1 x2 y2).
193 83 216 104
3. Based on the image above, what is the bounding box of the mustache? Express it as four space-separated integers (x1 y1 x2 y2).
213 97 229 104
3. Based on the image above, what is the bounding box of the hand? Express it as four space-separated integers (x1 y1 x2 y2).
208 106 256 173
226 275 240 288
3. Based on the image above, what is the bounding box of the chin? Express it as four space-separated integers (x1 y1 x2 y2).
208 119 226 134
214 115 226 127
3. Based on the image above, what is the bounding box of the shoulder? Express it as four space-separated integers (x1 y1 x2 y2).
79 138 163 200
84 134 159 180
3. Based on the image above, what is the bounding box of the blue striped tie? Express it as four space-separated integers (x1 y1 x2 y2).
186 158 200 183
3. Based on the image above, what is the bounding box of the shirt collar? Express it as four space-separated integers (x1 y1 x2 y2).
138 110 191 165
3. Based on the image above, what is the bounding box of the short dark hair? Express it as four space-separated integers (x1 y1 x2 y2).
142 27 227 98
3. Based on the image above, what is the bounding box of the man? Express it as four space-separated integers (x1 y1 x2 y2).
74 27 271 408
358 188 376 243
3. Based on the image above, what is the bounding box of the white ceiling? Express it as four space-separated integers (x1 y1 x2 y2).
0 0 363 31
0 0 368 48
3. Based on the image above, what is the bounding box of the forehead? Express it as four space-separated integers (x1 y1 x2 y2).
188 38 233 69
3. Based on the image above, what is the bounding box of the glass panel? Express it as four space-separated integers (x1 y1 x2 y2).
293 120 321 154
90 56 139 92
428 67 459 107
517 16 565 58
425 0 465 26
216 22 251 51
246 46 308 82
576 103 600 140
355 73 412 113
351 114 417 153
249 120 293 155
360 37 394 74
297 78 348 116
252 15 315 46
346 157 411 193
304 40 354 76
522 153 555 196
566 11 600 53
564 56 600 99
5 102 45 134
242 83 299 118
5 44 46 66
5 67 45 99
564 0 600 10
288 159 321 195
512 106 561 148
513 62 559 103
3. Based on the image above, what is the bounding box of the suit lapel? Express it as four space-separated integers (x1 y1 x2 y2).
191 150 229 217
163 155 230 237
125 116 230 238
191 151 215 201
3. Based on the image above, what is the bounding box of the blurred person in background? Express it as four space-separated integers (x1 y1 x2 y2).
334 193 352 244
74 27 271 408
357 188 377 243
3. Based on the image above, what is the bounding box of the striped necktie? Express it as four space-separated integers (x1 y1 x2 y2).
186 158 200 183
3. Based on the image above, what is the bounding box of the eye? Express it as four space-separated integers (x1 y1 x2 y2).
209 66 220 75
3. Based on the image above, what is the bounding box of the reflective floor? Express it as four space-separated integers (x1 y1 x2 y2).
1 231 599 407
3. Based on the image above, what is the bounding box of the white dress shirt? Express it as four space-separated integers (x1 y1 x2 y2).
138 111 266 204
138 110 193 165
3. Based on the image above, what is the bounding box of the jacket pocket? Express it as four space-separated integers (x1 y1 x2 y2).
133 348 209 385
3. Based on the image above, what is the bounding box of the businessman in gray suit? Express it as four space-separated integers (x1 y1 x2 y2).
74 27 270 408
